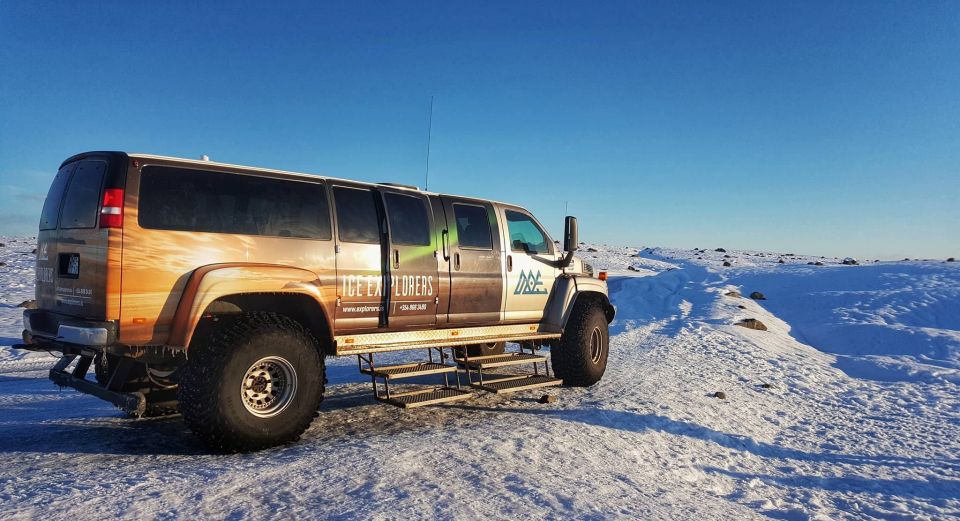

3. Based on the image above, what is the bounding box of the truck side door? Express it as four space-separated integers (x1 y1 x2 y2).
501 207 558 322
380 189 438 329
332 185 386 332
440 197 503 325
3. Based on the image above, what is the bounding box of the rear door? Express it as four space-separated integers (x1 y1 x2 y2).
332 185 387 332
440 197 503 325
36 157 115 321
381 189 438 328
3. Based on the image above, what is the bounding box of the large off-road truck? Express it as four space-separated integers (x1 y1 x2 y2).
16 151 615 451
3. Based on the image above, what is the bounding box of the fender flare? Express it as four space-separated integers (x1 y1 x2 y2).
167 263 330 349
541 276 616 334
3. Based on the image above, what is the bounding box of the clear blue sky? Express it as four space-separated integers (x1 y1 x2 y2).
1 1 958 259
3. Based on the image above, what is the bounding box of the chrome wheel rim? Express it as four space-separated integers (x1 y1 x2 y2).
240 356 297 418
589 327 604 364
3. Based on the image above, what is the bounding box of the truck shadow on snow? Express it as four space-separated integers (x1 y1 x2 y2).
0 370 450 457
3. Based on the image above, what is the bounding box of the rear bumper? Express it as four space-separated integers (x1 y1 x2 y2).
21 308 118 347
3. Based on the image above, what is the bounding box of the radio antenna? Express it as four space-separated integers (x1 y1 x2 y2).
424 95 434 190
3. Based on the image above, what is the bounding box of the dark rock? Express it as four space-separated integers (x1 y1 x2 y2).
736 318 767 331
737 304 746 309
841 257 859 265
539 394 558 404
31 248 37 254
749 291 766 300
18 300 36 309
627 265 639 272
815 261 824 266
587 247 598 252
726 290 741 298
713 391 727 399
723 254 731 258
715 248 726 252
807 262 815 265
948 257 956 262
0 243 4 247
722 261 732 267
0 261 5 266
760 383 772 389
778 258 785 264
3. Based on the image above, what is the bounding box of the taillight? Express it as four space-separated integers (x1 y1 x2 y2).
100 188 124 228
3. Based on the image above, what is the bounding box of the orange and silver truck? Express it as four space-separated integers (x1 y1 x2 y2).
16 151 615 451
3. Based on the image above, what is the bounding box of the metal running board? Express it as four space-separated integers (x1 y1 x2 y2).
454 353 547 369
470 375 563 394
376 386 475 408
335 324 560 355
360 361 457 380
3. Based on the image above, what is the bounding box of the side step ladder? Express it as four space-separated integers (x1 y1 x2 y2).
455 344 562 394
358 347 474 408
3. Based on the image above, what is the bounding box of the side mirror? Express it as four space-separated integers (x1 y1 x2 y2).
563 215 578 253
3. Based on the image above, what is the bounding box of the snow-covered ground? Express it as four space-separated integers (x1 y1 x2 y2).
1 236 958 520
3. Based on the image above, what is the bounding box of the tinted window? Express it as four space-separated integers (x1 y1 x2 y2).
454 203 492 249
333 186 380 244
139 167 331 239
506 210 550 254
39 163 75 230
385 193 430 246
60 160 106 229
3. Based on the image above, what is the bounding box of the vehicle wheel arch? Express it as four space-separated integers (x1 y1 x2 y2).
192 292 334 356
167 263 335 355
543 276 616 333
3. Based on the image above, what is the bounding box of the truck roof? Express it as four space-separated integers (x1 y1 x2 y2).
121 152 514 207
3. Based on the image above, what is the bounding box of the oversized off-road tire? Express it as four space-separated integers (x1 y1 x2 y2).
94 353 180 417
552 300 609 386
178 312 325 452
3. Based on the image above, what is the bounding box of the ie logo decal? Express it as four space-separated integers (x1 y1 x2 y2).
514 270 548 295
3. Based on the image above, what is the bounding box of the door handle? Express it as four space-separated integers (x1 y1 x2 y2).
454 252 461 271
507 255 513 272
441 230 450 260
393 249 400 269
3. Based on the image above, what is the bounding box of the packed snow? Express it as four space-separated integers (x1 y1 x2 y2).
1 236 958 520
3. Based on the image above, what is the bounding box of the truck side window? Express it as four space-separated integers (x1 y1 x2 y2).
138 167 331 239
453 203 492 249
385 193 430 246
333 186 380 244
505 210 551 254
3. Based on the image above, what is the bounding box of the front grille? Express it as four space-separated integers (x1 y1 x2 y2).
582 261 594 276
